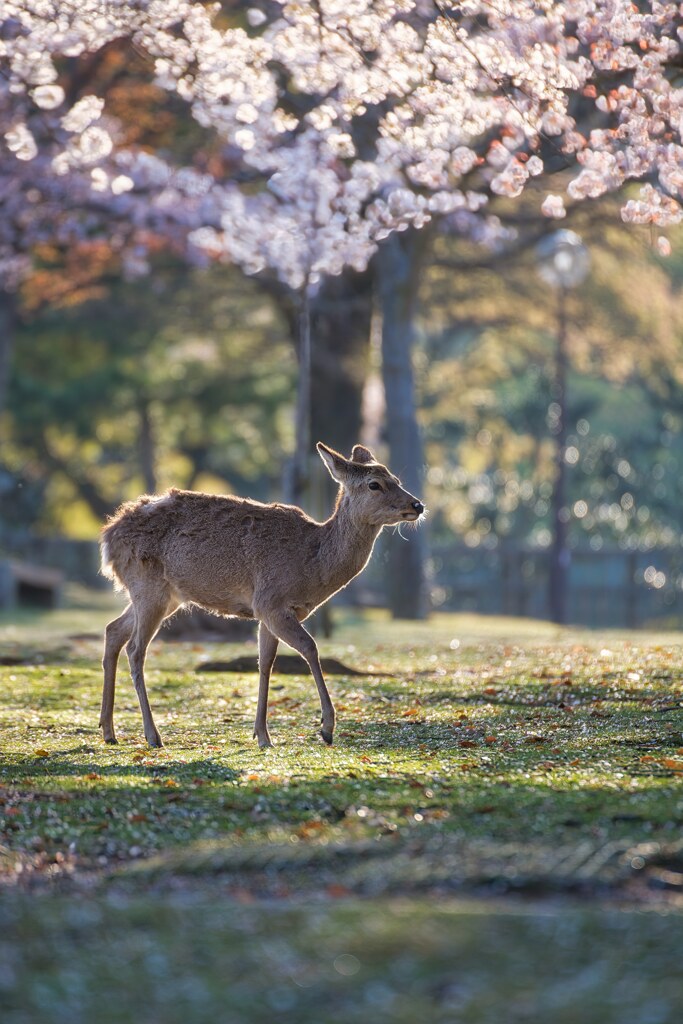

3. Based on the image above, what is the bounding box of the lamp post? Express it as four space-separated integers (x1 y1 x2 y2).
535 230 590 625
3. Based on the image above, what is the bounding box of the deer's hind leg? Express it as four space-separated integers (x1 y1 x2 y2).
126 585 178 748
101 603 135 744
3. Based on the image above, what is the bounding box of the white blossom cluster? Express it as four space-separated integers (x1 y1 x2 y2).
568 0 683 228
0 0 199 285
1 1 682 289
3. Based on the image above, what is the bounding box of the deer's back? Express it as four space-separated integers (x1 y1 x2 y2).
103 489 323 612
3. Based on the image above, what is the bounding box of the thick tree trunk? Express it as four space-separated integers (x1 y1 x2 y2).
375 230 429 620
309 269 374 628
309 267 373 454
283 286 312 506
267 268 373 508
0 290 17 418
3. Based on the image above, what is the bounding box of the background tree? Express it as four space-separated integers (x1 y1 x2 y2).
5 264 293 535
418 202 683 558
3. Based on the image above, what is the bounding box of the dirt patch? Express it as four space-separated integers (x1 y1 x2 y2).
195 653 386 676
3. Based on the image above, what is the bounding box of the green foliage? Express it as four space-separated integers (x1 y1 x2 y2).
418 211 683 551
6 265 294 534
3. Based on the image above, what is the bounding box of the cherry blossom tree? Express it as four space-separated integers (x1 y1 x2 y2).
4 2 682 287
4 1 681 388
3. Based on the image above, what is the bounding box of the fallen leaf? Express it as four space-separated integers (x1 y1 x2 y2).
34 749 50 758
326 884 351 899
231 888 255 904
297 820 324 838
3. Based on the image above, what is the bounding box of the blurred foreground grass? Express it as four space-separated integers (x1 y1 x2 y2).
3 894 683 1024
1 596 683 1021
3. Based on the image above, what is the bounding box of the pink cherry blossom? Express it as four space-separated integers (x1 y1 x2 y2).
0 1 682 292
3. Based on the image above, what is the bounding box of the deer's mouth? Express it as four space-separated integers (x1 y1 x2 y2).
401 511 421 521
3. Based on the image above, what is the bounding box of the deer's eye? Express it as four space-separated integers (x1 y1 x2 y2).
368 481 382 491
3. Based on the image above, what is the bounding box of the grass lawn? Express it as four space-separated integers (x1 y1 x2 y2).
1 595 683 1021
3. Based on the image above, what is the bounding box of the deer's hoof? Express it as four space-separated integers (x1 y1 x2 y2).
147 735 164 749
321 729 334 746
257 736 273 749
104 736 118 745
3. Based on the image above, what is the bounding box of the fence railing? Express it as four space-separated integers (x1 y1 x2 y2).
355 539 683 629
3 530 683 629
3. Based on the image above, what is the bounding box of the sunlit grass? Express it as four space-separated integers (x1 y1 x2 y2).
1 600 682 874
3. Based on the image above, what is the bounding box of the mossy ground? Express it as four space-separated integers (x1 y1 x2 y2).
1 596 683 1021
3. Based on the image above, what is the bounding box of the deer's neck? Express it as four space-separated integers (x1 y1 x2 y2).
318 493 381 590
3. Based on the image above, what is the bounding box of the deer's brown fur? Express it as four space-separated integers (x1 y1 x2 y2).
99 442 424 748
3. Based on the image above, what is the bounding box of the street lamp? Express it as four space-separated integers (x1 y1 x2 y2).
535 230 590 625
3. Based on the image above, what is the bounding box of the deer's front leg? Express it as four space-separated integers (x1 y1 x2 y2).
259 608 335 745
254 622 278 748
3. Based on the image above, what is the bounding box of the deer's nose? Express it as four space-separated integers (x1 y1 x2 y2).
412 501 425 515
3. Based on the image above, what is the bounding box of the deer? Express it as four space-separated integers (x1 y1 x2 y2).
99 441 425 749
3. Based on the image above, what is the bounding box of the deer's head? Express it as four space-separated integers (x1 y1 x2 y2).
317 442 425 527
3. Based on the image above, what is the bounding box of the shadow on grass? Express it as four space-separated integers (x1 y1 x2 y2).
0 754 239 782
421 687 683 707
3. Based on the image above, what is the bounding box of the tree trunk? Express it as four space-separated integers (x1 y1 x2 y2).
375 229 429 620
284 285 313 506
137 396 157 493
309 267 373 454
306 269 374 637
266 268 373 508
0 290 17 418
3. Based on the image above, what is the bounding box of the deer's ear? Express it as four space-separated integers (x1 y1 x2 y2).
350 444 375 465
317 442 351 482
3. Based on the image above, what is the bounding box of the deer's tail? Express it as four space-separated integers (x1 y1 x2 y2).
100 493 173 590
